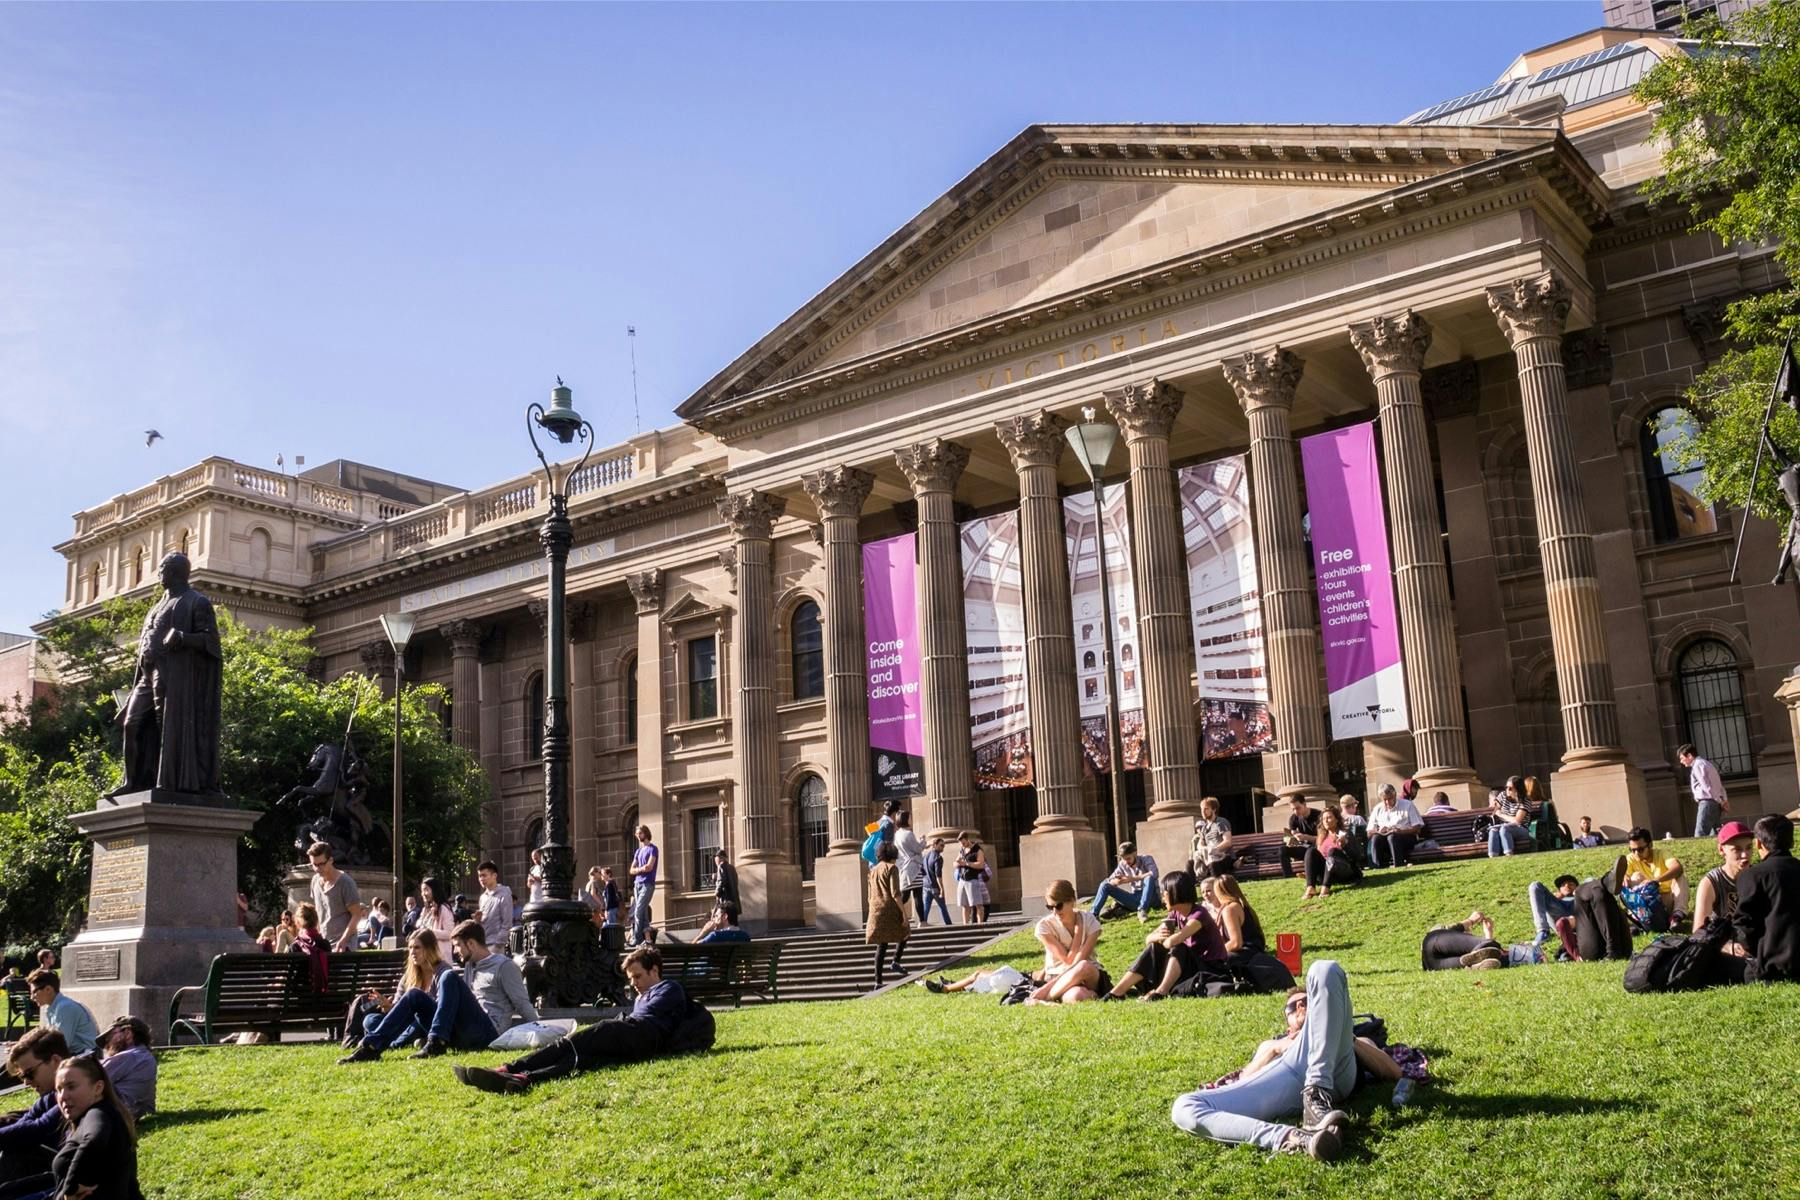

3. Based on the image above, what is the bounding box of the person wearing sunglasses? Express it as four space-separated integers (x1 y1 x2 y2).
1171 960 1396 1162
1025 880 1102 1004
0 1028 71 1193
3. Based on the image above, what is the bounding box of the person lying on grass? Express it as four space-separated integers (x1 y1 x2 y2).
1420 911 1561 971
1170 960 1399 1162
1025 880 1102 1004
454 944 707 1095
1101 871 1226 1001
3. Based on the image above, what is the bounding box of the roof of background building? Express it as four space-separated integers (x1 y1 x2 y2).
1403 30 1688 126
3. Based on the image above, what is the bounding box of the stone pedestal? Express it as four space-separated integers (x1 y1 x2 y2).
1019 827 1106 910
811 853 866 933
1548 762 1652 842
1417 780 1491 811
1132 814 1199 885
1777 672 1800 819
63 793 257 1042
735 860 803 935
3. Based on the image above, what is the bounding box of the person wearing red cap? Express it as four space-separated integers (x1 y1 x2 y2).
1695 821 1756 932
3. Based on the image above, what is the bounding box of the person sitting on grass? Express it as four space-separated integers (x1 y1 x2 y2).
1027 880 1102 1004
1366 782 1424 869
1734 814 1800 984
1202 874 1266 962
1101 871 1225 1002
100 1018 156 1120
1695 822 1756 937
0 1028 69 1193
1572 815 1605 848
1618 827 1688 930
1420 911 1556 971
24 971 97 1057
33 1053 143 1200
340 928 451 1053
1170 960 1394 1162
1302 807 1360 899
1089 841 1162 921
454 945 709 1095
1527 875 1581 949
341 921 536 1063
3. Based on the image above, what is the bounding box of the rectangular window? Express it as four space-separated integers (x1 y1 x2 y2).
687 637 718 720
624 658 638 744
693 807 721 890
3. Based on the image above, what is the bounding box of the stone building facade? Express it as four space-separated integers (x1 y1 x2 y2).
49 28 1800 932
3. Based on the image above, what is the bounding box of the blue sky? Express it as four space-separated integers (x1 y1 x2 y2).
0 1 1596 633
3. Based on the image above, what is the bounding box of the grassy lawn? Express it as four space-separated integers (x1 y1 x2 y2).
12 838 1800 1199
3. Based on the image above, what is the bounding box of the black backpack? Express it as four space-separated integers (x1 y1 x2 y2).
1622 918 1733 994
1230 951 1298 995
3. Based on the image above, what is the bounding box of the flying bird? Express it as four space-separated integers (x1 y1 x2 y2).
144 430 163 446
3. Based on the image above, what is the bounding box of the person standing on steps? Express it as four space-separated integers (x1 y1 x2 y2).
954 832 989 925
919 836 952 926
866 840 909 988
627 825 659 947
893 811 926 927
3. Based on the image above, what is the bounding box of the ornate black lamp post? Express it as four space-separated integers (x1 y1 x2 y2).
518 380 610 1006
1065 406 1128 851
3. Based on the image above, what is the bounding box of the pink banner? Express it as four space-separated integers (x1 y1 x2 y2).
1300 422 1409 739
863 533 925 802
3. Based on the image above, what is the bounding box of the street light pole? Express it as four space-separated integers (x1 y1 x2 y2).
379 612 415 935
520 379 610 1006
1066 407 1128 851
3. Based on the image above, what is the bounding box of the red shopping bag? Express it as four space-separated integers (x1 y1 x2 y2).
1274 932 1302 978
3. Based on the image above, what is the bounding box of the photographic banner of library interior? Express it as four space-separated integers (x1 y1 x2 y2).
52 28 1800 931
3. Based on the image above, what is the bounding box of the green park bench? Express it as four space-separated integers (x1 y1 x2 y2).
168 950 406 1045
654 940 784 1007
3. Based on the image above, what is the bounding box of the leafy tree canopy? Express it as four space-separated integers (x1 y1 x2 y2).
0 602 486 949
1636 4 1800 516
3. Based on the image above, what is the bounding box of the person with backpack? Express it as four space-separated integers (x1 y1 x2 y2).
1734 814 1800 984
1617 828 1689 931
1099 870 1225 1001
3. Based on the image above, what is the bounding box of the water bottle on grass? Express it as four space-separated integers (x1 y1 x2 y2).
1391 1078 1415 1107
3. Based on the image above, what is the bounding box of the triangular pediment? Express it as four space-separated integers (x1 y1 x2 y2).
678 124 1585 424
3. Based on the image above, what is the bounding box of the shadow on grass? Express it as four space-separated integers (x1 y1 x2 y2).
141 1105 268 1131
1423 1090 1632 1119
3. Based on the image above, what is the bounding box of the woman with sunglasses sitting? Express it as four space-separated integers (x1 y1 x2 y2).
1024 880 1102 1004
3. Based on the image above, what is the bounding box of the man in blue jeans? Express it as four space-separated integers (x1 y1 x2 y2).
1170 960 1361 1161
628 823 659 945
1090 842 1162 921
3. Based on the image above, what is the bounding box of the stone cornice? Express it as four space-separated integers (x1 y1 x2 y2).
53 490 363 557
302 474 722 606
682 131 1608 437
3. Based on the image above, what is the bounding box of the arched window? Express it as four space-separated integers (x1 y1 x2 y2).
623 655 638 744
1677 639 1753 776
791 599 824 700
178 529 192 556
1641 408 1716 542
132 547 146 587
249 528 272 573
1082 650 1097 670
796 774 828 881
525 672 544 761
87 563 102 603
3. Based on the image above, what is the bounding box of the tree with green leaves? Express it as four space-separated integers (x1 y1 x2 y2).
1636 4 1800 520
0 603 487 948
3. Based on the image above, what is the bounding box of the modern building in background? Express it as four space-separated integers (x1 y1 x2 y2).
48 25 1800 931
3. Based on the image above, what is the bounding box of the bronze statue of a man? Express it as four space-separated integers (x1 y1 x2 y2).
108 551 224 798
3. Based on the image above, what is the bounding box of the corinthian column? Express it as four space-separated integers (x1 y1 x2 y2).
1105 381 1203 818
800 467 875 932
439 619 483 753
1223 348 1333 802
895 439 977 843
1486 274 1647 828
1349 312 1483 806
717 489 802 929
997 412 1106 901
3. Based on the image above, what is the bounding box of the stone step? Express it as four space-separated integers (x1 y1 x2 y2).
755 914 1028 1003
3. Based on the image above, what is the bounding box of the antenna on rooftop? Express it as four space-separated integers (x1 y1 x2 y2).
627 325 641 433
